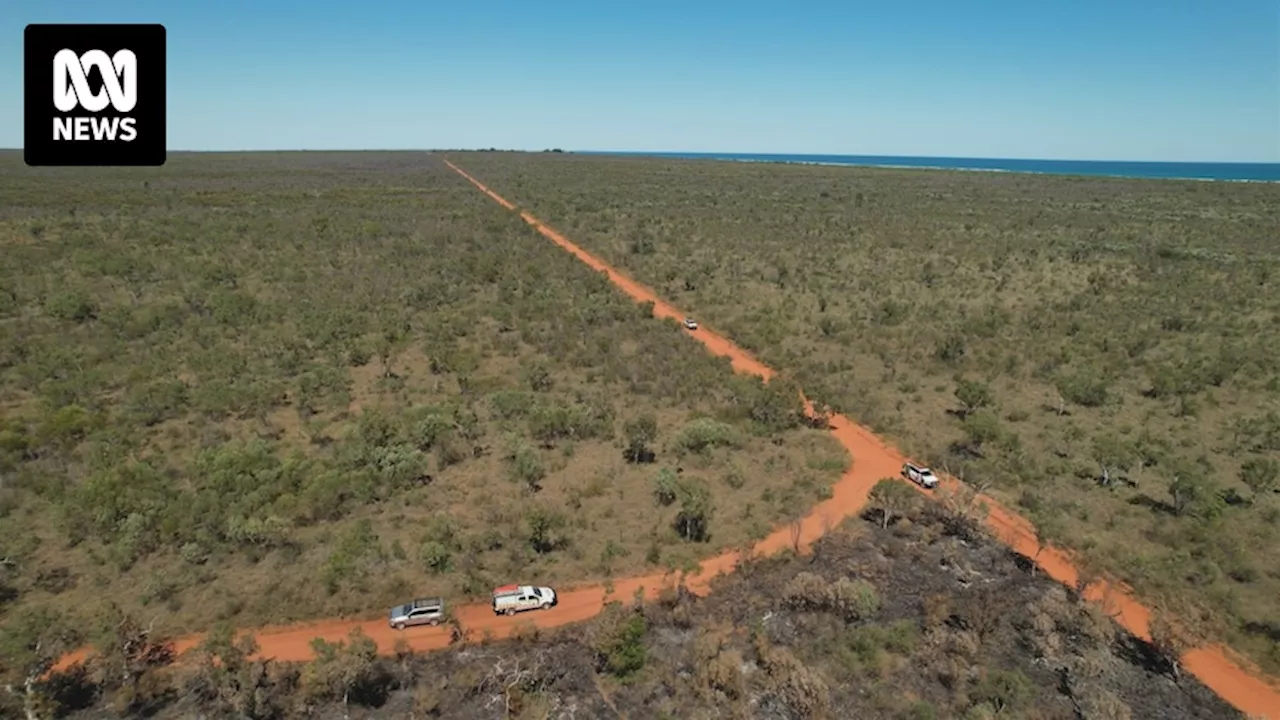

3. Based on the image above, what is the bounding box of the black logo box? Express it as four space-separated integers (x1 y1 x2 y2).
24 23 166 167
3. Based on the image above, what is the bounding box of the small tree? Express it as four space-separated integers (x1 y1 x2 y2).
1030 513 1067 575
866 478 918 529
506 440 545 492
674 478 714 542
973 668 1033 716
1091 435 1133 488
88 604 174 712
419 540 452 574
446 611 466 645
1147 361 1204 417
961 409 1002 455
1055 372 1110 409
807 401 833 429
956 585 1012 644
936 482 990 541
300 628 380 718
622 414 658 464
652 467 679 506
825 578 881 622
788 518 803 553
1128 431 1165 488
374 314 411 378
1166 459 1220 518
742 376 806 434
936 335 966 365
1240 456 1279 501
593 611 648 679
1148 612 1193 682
187 624 279 718
525 505 569 554
954 379 993 418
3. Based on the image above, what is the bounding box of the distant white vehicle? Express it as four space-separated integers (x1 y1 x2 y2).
903 463 939 489
492 584 557 616
683 318 698 330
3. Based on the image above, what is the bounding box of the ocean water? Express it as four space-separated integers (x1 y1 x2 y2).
580 151 1280 183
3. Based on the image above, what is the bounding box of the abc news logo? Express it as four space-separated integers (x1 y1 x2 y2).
24 24 166 167
53 49 139 142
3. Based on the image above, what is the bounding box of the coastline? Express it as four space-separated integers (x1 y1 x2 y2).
576 151 1280 184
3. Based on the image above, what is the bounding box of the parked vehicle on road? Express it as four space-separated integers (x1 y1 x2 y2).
903 463 939 489
683 318 698 330
389 597 445 630
492 584 557 616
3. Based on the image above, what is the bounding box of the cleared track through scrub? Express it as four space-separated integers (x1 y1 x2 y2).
51 158 1280 719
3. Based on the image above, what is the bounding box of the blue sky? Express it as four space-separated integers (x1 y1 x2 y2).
2 0 1277 162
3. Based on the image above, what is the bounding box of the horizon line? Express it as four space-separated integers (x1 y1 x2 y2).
1 148 1276 166
585 151 1280 166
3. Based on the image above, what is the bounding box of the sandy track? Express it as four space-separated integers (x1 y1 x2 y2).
51 159 1279 719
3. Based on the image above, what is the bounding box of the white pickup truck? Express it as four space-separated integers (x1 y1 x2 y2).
903 463 939 489
492 584 557 616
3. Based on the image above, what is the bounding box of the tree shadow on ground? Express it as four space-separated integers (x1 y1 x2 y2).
1127 494 1177 516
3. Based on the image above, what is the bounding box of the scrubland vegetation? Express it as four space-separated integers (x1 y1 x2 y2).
4 496 1242 719
0 151 847 713
443 151 1280 675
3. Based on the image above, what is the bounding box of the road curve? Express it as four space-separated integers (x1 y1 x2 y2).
51 158 1280 720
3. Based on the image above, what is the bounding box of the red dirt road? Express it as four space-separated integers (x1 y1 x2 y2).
51 159 1280 719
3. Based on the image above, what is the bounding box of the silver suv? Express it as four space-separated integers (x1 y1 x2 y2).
389 597 445 630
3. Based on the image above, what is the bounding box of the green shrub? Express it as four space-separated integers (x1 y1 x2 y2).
506 440 546 490
826 578 881 622
603 613 647 678
420 540 452 574
653 467 679 506
671 418 741 453
44 290 97 322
